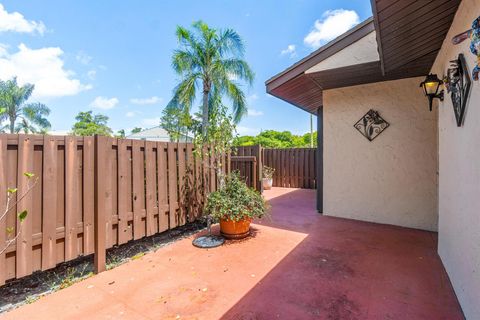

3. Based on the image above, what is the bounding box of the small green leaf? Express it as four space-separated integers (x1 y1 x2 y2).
23 172 35 179
18 210 28 222
6 227 14 235
7 188 17 194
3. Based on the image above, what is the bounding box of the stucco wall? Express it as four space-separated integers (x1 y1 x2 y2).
323 77 438 231
430 0 480 317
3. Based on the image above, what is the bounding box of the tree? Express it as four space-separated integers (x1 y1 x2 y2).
160 106 192 142
233 130 318 148
71 111 113 136
115 129 126 138
130 127 142 134
168 21 254 137
0 77 50 133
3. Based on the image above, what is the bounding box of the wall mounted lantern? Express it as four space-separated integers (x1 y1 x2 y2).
419 74 444 111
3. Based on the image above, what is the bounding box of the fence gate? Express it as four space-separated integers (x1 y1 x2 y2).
232 146 316 191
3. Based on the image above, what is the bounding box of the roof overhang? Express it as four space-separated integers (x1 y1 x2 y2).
266 0 462 115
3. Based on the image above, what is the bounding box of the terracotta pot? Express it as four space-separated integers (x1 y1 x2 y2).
220 218 251 239
262 178 273 190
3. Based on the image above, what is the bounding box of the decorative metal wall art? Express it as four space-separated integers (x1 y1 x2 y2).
451 15 480 81
444 54 471 127
354 109 389 142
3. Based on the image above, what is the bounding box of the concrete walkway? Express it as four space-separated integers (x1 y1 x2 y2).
2 188 462 319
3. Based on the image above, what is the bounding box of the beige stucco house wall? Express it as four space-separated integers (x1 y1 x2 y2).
430 0 480 317
323 78 438 231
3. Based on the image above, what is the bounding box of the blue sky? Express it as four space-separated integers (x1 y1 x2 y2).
0 0 373 135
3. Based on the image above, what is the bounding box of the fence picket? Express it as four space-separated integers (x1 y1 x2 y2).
132 139 145 240
117 139 130 244
157 142 169 232
16 135 34 278
42 136 57 270
167 143 178 229
0 135 7 285
65 136 78 260
145 141 157 236
177 143 187 226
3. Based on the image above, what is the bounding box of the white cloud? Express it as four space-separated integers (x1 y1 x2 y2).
130 96 162 105
248 93 259 101
304 9 360 49
0 43 92 98
0 4 46 35
247 109 263 117
76 51 92 65
236 126 260 136
87 69 96 80
142 117 160 126
281 44 297 58
90 96 119 110
125 111 136 118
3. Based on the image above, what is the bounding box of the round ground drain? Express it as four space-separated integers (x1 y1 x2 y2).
192 235 225 248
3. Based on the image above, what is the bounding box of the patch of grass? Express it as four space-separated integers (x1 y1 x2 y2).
131 252 145 260
24 295 40 304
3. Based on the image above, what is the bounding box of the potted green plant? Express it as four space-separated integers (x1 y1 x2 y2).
205 172 268 239
262 166 275 190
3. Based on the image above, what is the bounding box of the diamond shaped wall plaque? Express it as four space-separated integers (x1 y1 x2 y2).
446 53 471 127
354 109 389 142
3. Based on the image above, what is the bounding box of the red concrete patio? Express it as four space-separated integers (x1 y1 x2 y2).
1 188 462 319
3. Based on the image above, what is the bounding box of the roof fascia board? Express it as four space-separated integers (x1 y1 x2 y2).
370 0 386 75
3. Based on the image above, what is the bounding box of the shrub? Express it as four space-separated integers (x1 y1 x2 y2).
262 166 275 179
205 172 268 222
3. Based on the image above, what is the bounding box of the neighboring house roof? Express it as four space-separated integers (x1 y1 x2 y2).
127 126 192 142
266 0 462 114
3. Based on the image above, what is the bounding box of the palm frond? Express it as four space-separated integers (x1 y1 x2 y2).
224 80 247 123
217 28 245 57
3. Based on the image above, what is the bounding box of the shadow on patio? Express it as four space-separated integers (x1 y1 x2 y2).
221 188 463 319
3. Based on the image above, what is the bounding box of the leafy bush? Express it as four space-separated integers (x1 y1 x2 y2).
262 166 275 179
205 172 268 222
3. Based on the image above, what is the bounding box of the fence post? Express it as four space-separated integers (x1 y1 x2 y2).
256 145 263 193
94 135 107 273
252 157 257 191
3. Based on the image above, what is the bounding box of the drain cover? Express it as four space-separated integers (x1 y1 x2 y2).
192 235 225 248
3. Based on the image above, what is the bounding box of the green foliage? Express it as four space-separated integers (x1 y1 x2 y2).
2 171 38 254
17 210 28 222
233 130 318 148
23 172 35 179
205 172 268 222
160 106 192 142
193 103 236 190
168 20 254 136
262 166 275 179
0 77 51 134
130 127 142 134
71 111 113 136
7 188 17 194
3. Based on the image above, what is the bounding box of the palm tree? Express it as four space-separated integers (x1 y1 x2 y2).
0 78 50 134
169 21 254 137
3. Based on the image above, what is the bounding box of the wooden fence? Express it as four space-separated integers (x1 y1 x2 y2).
0 134 225 284
230 156 257 190
233 146 317 190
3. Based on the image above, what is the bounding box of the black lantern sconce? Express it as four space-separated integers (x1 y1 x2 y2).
419 74 444 111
